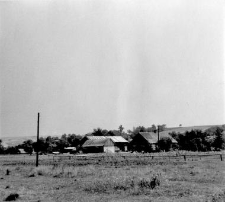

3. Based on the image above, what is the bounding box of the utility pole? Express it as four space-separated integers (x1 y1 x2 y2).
36 113 40 167
158 125 160 151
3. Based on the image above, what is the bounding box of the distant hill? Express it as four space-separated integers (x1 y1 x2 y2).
162 125 224 136
0 136 37 147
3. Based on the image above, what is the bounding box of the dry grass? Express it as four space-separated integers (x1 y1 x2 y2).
0 154 224 201
28 164 96 178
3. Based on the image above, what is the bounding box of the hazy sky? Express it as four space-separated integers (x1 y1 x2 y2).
0 0 224 137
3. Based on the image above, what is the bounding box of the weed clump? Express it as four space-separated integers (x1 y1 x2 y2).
4 193 19 201
6 169 10 175
138 175 161 189
28 165 95 178
84 173 162 194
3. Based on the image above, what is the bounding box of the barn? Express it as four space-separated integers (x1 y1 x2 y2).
130 132 177 152
82 137 115 153
81 136 128 153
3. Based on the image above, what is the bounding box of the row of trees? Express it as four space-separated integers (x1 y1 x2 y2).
169 126 225 152
91 124 167 139
0 134 83 155
0 125 224 154
0 124 167 154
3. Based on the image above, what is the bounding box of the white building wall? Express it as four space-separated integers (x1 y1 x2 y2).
104 146 115 153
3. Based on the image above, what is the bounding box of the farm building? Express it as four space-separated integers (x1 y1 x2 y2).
130 132 177 152
18 149 26 154
63 147 76 154
81 136 128 153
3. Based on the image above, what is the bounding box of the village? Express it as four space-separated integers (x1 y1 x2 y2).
1 124 224 156
1 0 224 201
0 124 225 202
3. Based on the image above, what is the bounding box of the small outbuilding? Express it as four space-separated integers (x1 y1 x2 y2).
63 147 76 154
18 149 26 154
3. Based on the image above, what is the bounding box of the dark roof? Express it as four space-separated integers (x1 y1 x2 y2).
138 132 177 144
82 139 107 147
139 132 158 144
82 138 114 147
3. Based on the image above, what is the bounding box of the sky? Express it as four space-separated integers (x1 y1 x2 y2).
0 0 224 137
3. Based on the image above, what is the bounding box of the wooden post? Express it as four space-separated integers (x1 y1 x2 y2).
220 154 223 161
184 155 186 161
36 113 40 167
157 125 160 151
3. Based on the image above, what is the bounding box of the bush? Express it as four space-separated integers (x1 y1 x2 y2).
28 165 95 178
84 173 162 194
4 193 19 201
158 137 172 151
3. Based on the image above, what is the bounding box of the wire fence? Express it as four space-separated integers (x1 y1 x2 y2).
0 152 224 166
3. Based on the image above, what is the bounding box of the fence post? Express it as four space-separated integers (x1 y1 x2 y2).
184 155 186 161
220 154 223 161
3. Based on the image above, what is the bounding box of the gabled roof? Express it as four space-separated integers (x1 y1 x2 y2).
86 136 107 140
82 138 110 147
81 135 128 147
109 136 128 143
139 132 158 144
138 132 177 144
84 136 128 143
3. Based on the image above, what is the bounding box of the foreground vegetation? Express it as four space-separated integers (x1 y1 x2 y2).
0 154 224 201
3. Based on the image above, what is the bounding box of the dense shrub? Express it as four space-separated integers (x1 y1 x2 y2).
158 137 172 151
170 127 225 152
84 174 162 194
4 193 19 201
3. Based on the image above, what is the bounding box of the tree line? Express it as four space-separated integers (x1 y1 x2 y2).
169 126 225 152
0 125 224 154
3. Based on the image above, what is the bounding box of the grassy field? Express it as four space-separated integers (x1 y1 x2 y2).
0 154 225 202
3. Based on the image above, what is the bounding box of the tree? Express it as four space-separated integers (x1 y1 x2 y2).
33 137 49 154
118 125 124 134
22 140 33 155
67 134 82 147
212 127 225 150
92 128 108 136
158 124 167 132
5 146 20 154
151 125 157 132
158 137 172 151
0 139 5 154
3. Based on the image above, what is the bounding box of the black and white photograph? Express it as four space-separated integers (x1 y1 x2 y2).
0 0 224 201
